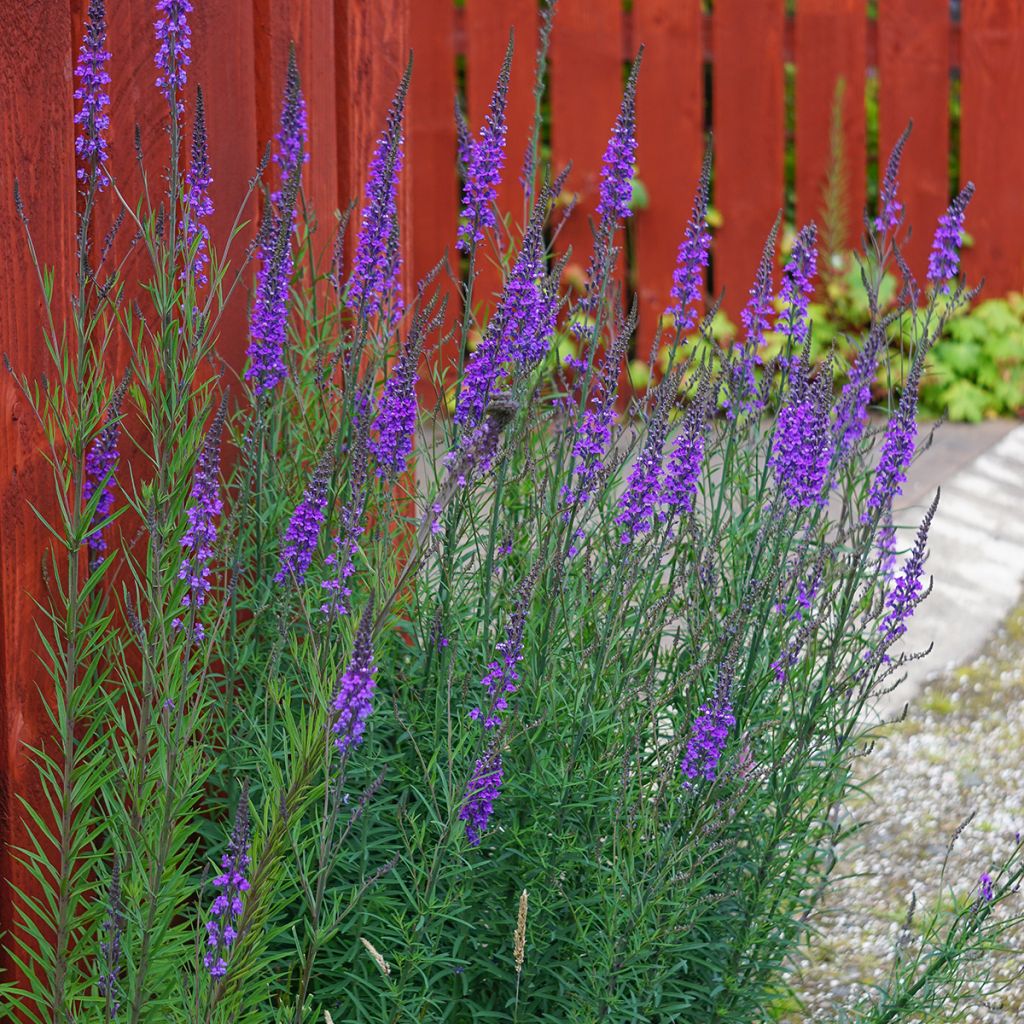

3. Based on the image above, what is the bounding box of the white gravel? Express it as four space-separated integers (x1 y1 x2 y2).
781 605 1024 1023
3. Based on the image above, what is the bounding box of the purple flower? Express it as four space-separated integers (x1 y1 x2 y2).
615 392 672 545
596 56 640 225
245 216 293 395
456 206 550 426
331 598 377 758
73 0 111 189
181 87 213 286
660 374 712 524
276 448 333 585
456 40 511 253
97 857 124 1017
84 375 129 572
273 48 309 209
347 63 409 323
776 223 818 350
460 745 503 846
863 373 919 519
875 123 910 233
666 147 712 331
926 182 975 288
769 353 832 510
174 399 226 639
245 65 305 395
445 393 518 488
978 872 995 904
469 597 529 731
680 692 735 786
833 320 886 461
204 786 251 979
154 0 193 106
372 302 438 478
729 221 779 418
878 493 937 654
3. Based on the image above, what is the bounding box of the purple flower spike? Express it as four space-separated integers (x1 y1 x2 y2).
204 784 251 979
660 373 712 525
84 374 130 573
245 61 306 395
469 590 530 731
174 397 226 640
926 182 975 288
371 300 441 479
834 320 886 461
456 38 511 253
863 362 921 520
331 597 377 758
680 691 735 787
729 220 779 418
154 0 193 106
276 448 333 586
73 0 111 190
978 872 995 904
769 351 832 510
776 223 818 350
875 123 910 234
878 492 937 654
181 87 214 286
444 392 519 489
273 48 309 210
347 62 410 323
596 54 641 226
615 383 675 545
666 147 712 332
460 745 503 846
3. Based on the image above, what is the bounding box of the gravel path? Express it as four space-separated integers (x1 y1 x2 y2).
781 605 1024 1023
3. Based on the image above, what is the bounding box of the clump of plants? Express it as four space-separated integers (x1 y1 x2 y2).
4 3 1023 1023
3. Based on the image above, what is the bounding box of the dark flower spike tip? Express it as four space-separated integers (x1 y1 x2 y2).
596 47 643 227
667 141 713 332
182 86 213 286
273 46 309 208
456 33 513 253
347 55 413 323
874 120 912 234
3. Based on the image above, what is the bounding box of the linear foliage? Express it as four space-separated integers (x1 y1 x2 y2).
4 5 1023 1024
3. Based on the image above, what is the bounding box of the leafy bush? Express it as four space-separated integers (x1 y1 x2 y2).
3 5 1023 1024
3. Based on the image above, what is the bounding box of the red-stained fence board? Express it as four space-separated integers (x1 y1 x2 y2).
878 0 950 283
409 0 459 404
712 0 784 318
632 0 703 356
794 0 866 252
465 0 539 317
255 0 340 261
0 0 77 983
193 0 260 373
961 0 1024 295
549 0 624 302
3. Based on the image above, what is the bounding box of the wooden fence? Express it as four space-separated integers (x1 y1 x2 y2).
2 0 1023 961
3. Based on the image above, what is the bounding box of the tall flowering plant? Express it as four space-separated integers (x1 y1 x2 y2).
6 6 1023 1024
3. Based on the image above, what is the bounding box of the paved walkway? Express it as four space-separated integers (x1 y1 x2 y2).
886 420 1024 713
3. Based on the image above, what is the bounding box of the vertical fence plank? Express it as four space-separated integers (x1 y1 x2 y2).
0 0 77 979
549 0 624 302
408 0 458 403
878 0 949 282
632 0 703 356
961 0 1024 294
712 0 784 319
193 0 260 373
795 0 866 253
465 0 539 316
